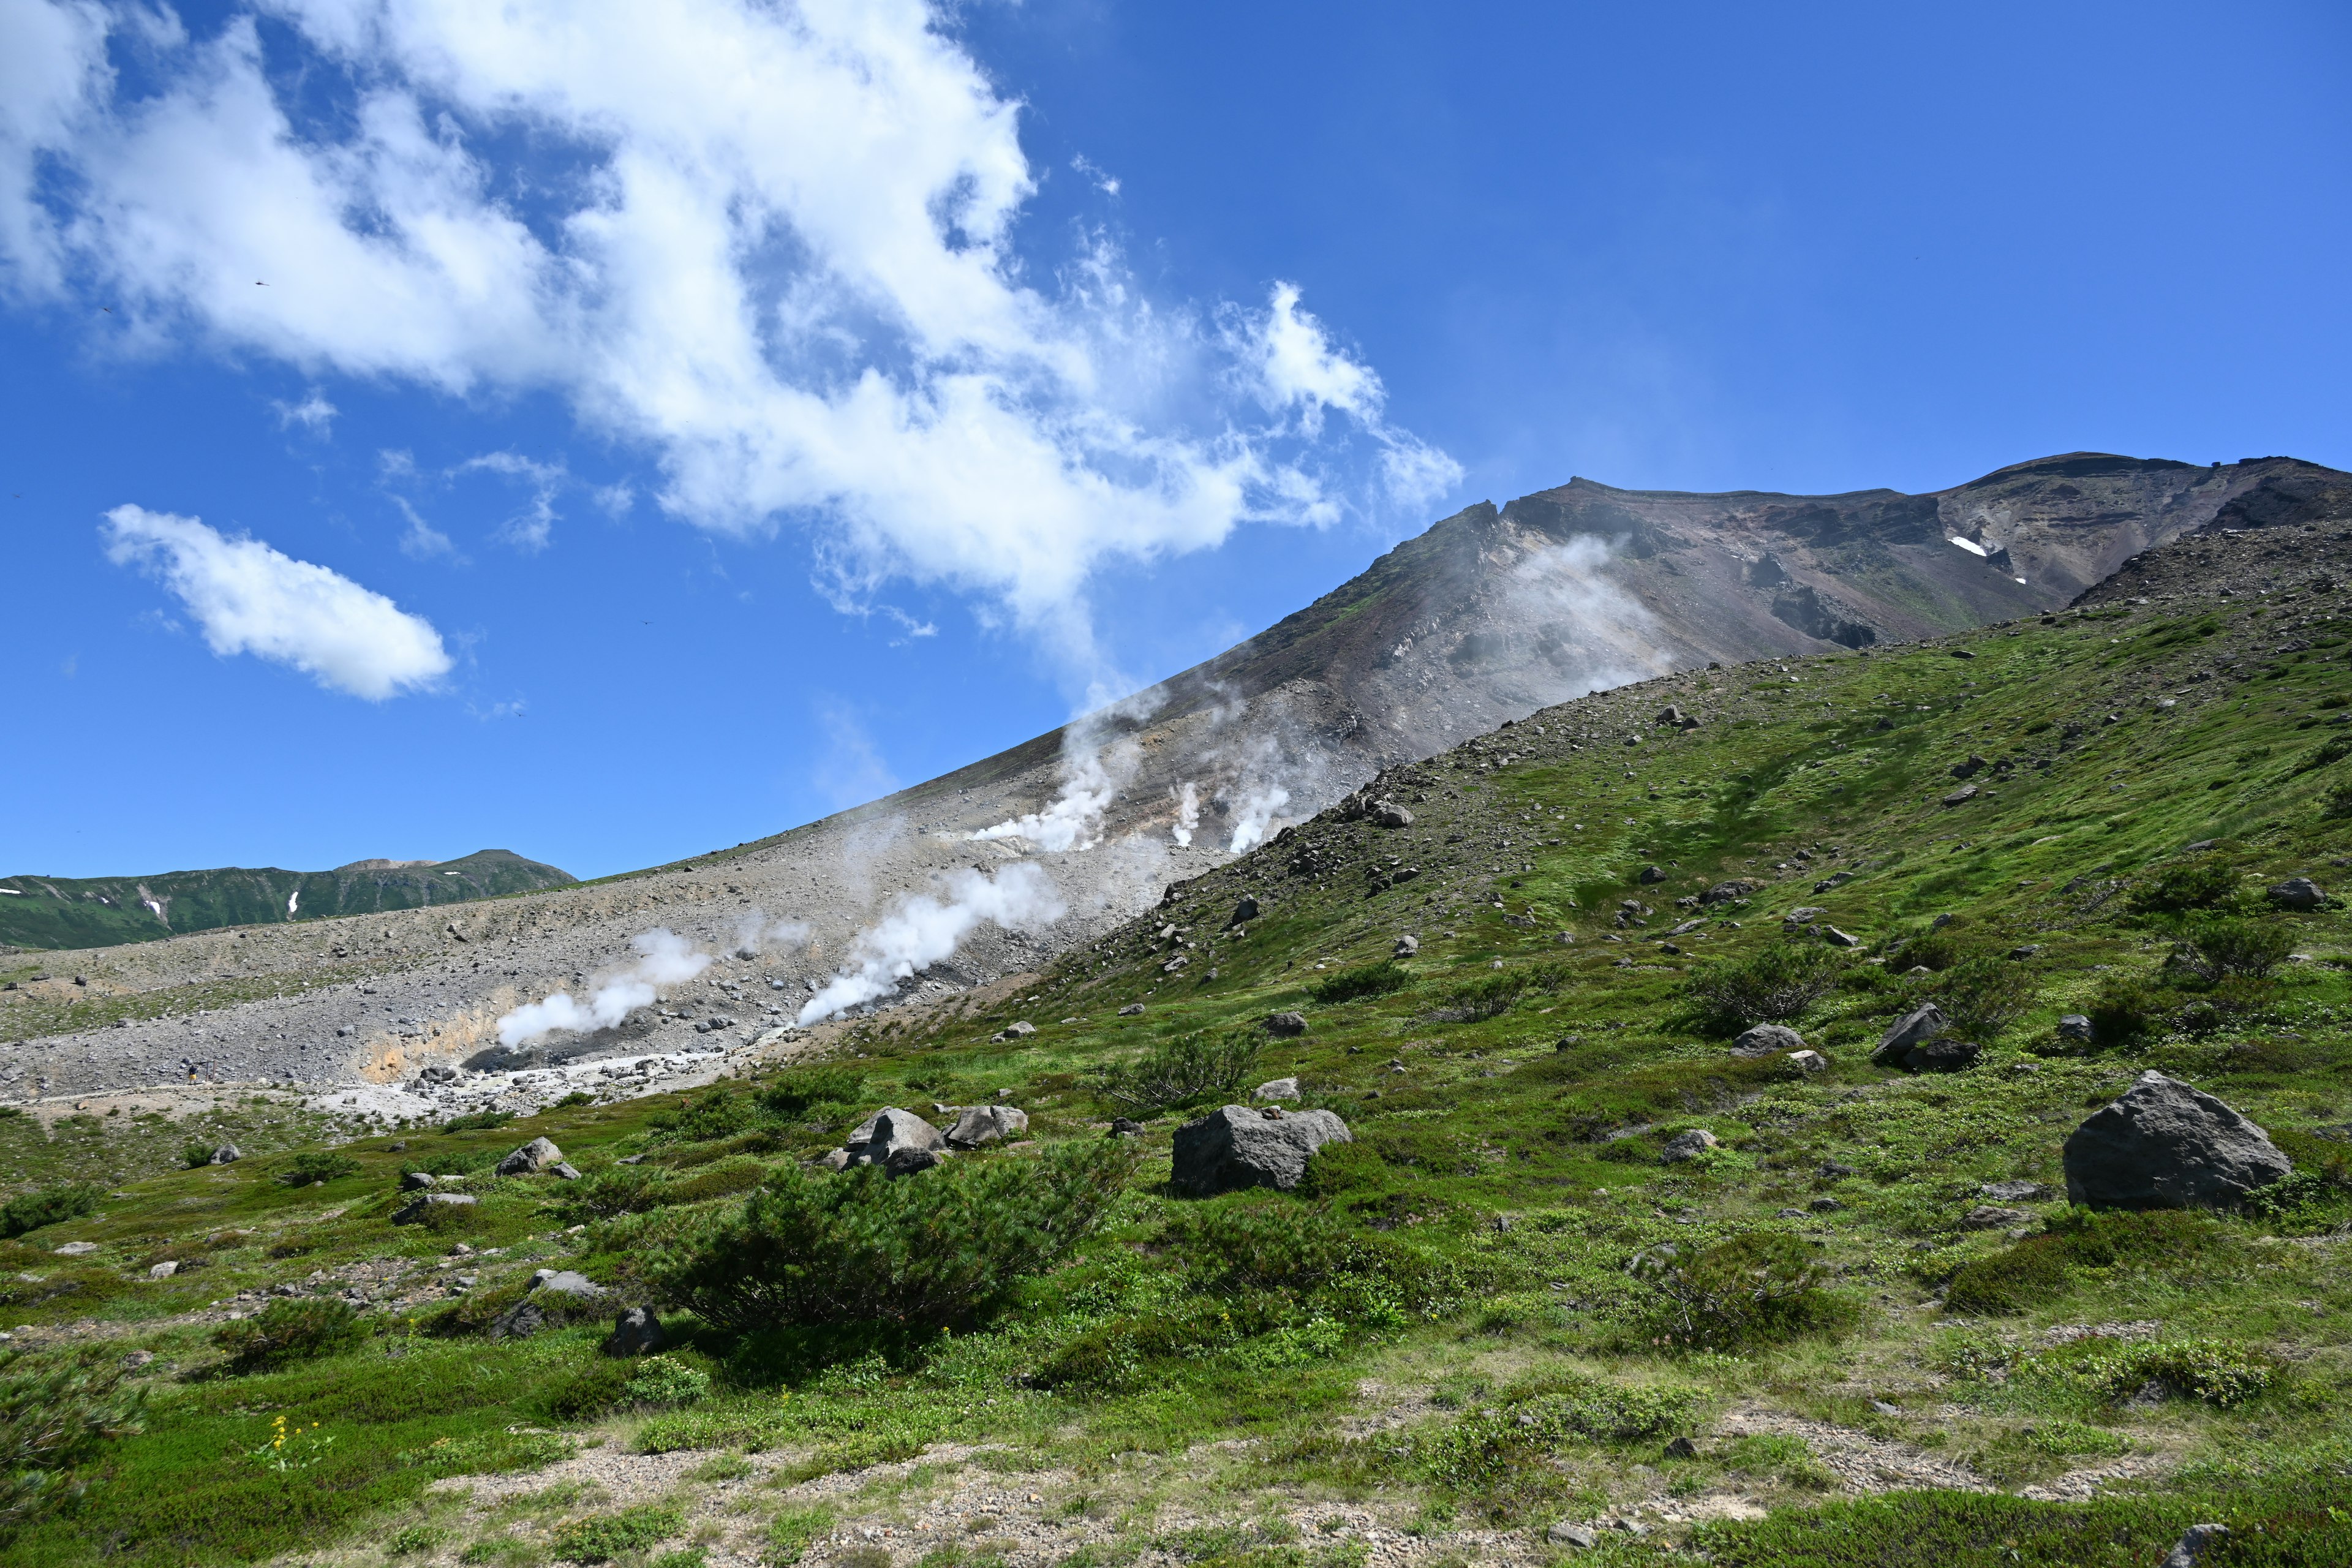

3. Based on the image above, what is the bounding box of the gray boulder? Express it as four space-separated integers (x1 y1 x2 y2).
2056 1013 2095 1046
1787 1049 1829 1074
845 1107 944 1167
2270 877 2325 910
946 1104 1029 1148
392 1192 478 1226
1731 1024 1806 1058
1871 1003 1949 1065
2064 1072 2291 1208
1962 1205 2027 1229
399 1170 438 1191
2160 1525 2228 1568
1905 1037 1981 1073
1980 1180 2048 1202
1229 895 1261 925
1371 803 1413 829
1638 864 1668 884
209 1144 241 1165
1393 933 1419 958
1547 1522 1599 1549
1659 1129 1719 1164
1118 1003 1145 1016
530 1268 607 1298
885 1145 946 1179
603 1305 668 1358
1253 1077 1300 1102
1265 1011 1308 1037
1170 1106 1351 1196
495 1137 563 1176
550 1161 582 1181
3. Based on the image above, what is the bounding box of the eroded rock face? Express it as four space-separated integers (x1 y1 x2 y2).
2063 1071 2291 1209
1170 1106 1351 1196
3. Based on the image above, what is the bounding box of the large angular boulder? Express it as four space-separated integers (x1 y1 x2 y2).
2063 1072 2292 1209
1871 1004 1948 1066
843 1107 944 1167
495 1137 564 1176
1170 1106 1351 1196
945 1105 1029 1148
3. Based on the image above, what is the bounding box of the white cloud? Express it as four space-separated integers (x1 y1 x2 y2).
391 494 456 559
1 0 1457 690
272 388 337 433
102 503 451 698
455 451 564 551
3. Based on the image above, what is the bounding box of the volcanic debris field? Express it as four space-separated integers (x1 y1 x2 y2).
4 525 2352 1568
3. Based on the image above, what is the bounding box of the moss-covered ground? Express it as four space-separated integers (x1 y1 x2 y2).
4 576 2351 1568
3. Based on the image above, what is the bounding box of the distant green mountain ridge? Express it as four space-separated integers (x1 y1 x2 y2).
0 850 575 951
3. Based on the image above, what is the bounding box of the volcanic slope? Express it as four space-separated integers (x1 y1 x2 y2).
0 850 576 952
1 453 2341 1107
3 521 2350 1568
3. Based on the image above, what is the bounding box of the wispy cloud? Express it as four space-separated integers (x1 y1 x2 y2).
101 505 450 699
271 390 337 434
392 496 458 560
810 702 900 810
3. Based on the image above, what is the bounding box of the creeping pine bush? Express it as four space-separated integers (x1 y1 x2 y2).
183 1142 217 1169
1628 1232 1852 1350
1422 1374 1697 1496
1943 1208 2226 1316
2130 859 2242 914
0 1185 99 1240
550 1506 684 1563
646 1139 1135 1332
2166 917 2294 983
1684 943 1841 1029
1308 960 1414 1005
0 1353 145 1542
1096 1028 1260 1115
211 1297 369 1371
2082 976 2166 1047
756 1066 865 1121
439 1109 513 1134
622 1355 711 1408
2024 1336 2277 1408
276 1150 361 1186
1926 955 2040 1041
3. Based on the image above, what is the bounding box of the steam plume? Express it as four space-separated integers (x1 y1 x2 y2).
799 863 1064 1025
1170 782 1200 847
968 723 1142 852
496 929 711 1048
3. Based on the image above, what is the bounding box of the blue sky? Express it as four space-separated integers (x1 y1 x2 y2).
4 0 2346 881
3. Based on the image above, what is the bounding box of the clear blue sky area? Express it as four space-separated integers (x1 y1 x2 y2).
4 0 2346 880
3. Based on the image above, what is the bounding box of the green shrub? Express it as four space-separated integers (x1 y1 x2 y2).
1684 943 1842 1028
560 1163 676 1221
553 1091 595 1109
645 1139 1135 1332
768 1506 835 1565
0 1353 145 1541
757 1066 865 1120
539 1359 631 1421
1926 955 2040 1041
276 1150 361 1186
622 1355 710 1408
2029 1336 2277 1408
654 1087 761 1143
2167 917 2295 982
385 1524 448 1556
1628 1232 1852 1349
440 1109 514 1134
551 1505 682 1562
2129 859 2241 913
0 1185 99 1240
1096 1028 1259 1115
1439 971 1529 1021
2082 976 2165 1046
1307 960 1414 1005
1944 1234 2073 1314
1422 1374 1697 1495
211 1297 369 1371
2322 779 2352 818
1891 930 1963 972
183 1142 217 1170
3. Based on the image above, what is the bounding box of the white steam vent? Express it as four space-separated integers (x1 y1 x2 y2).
496 929 712 1048
800 862 1064 1025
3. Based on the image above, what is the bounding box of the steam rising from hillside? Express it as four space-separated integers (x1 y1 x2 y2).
969 720 1144 853
1170 782 1200 847
495 929 711 1048
799 862 1064 1025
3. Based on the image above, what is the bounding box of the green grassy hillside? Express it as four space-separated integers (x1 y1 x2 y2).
2 536 2348 1568
0 850 576 951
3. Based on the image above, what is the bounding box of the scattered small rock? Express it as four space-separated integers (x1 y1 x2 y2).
1253 1077 1301 1103
2057 1013 2095 1045
1393 933 1419 958
1980 1180 2048 1202
1118 1003 1145 1016
392 1193 478 1226
2160 1524 2229 1568
1731 1023 1806 1058
1659 1129 1719 1164
1787 1049 1829 1073
1963 1205 2029 1229
209 1144 241 1165
1264 1011 1308 1037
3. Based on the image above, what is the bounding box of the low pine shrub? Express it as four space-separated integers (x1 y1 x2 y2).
622 1355 711 1408
183 1142 217 1169
1628 1232 1853 1350
2129 859 2241 914
1307 960 1413 1005
654 1087 762 1143
756 1065 865 1121
1926 955 2038 1041
2082 976 2165 1046
0 1185 99 1240
1942 1209 2228 1316
439 1109 513 1134
1096 1028 1259 1115
0 1353 145 1542
1684 943 1842 1028
1440 971 1529 1021
276 1150 361 1186
550 1505 682 1563
211 1297 369 1371
2166 917 2294 983
645 1139 1134 1332
1944 1234 2073 1314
